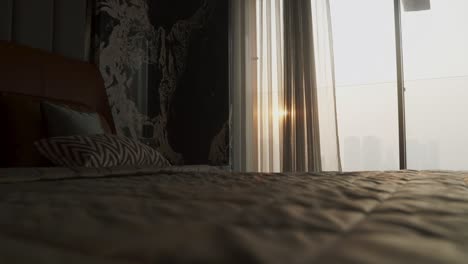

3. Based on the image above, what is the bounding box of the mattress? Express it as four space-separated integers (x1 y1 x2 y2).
0 167 467 263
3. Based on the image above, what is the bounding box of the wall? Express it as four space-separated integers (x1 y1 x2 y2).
0 0 229 166
95 0 230 166
0 0 91 61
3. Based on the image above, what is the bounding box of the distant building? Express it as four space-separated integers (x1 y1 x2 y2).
424 140 440 170
383 148 397 171
407 139 440 170
407 139 422 170
344 136 361 171
362 136 382 171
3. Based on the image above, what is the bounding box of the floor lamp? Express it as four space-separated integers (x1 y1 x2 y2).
394 0 431 170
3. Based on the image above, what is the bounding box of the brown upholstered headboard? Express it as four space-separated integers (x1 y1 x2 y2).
0 41 115 132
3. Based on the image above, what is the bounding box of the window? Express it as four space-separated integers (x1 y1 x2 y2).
402 0 468 170
330 0 468 171
330 0 399 171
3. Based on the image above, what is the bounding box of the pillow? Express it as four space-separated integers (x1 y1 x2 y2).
41 101 107 137
0 92 113 167
35 134 171 168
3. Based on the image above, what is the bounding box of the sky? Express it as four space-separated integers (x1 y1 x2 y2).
329 0 468 170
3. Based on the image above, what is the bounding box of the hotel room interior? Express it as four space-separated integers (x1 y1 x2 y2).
0 0 467 263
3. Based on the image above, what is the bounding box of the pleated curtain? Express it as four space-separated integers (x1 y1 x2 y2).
230 0 259 172
231 0 341 172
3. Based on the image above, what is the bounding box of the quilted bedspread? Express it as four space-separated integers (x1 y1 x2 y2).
0 167 467 263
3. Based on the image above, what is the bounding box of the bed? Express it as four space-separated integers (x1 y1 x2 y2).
0 43 467 264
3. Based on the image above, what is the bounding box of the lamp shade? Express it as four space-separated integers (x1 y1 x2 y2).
403 0 431 12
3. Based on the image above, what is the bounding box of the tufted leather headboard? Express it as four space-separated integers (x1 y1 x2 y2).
0 41 115 132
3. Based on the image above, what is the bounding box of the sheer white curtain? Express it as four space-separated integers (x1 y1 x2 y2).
256 0 284 172
231 0 341 172
230 0 259 172
311 0 342 171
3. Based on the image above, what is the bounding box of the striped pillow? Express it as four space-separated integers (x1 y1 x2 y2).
35 134 171 168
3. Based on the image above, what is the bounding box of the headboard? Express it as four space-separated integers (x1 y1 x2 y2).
0 41 115 132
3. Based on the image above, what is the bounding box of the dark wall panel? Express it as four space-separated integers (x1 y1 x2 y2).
4 0 89 61
0 0 13 41
53 0 88 60
13 0 55 52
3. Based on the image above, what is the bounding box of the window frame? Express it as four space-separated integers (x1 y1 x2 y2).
394 0 407 170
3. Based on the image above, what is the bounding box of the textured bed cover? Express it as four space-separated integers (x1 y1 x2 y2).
0 167 467 263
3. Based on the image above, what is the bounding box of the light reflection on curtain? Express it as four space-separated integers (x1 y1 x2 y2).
231 0 341 172
256 0 284 172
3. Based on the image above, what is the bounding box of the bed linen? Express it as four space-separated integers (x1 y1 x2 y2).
0 167 467 263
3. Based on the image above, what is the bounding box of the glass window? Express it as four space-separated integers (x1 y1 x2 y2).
402 0 468 170
330 0 400 171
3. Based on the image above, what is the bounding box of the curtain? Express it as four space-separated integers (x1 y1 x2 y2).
256 0 284 172
230 0 258 172
231 0 341 172
311 0 342 171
